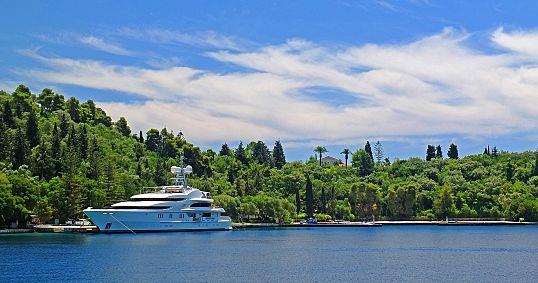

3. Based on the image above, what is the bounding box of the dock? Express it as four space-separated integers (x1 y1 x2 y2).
33 224 99 233
232 222 382 229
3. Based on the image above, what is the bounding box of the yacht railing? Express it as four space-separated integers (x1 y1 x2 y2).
139 186 186 194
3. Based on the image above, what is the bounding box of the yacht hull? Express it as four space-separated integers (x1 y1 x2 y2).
84 209 232 233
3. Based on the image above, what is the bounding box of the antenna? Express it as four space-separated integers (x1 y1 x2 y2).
170 154 192 189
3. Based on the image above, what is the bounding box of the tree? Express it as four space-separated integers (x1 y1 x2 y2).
51 123 62 176
219 143 231 156
426 145 436 161
138 130 144 143
506 161 514 182
447 143 459 159
341 148 350 167
272 140 286 169
32 141 53 180
434 185 455 219
0 121 9 162
435 145 442 159
533 150 538 177
12 127 28 169
483 145 490 155
352 149 374 177
115 117 131 136
295 186 301 215
60 113 69 138
26 108 40 148
491 146 499 158
67 97 81 123
314 146 327 166
235 142 248 165
145 129 161 152
365 141 373 161
78 124 88 158
374 141 383 163
2 101 14 128
252 141 271 166
305 175 314 217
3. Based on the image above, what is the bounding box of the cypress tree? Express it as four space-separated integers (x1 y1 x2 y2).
13 127 28 169
272 140 286 169
435 145 443 158
2 101 14 128
235 142 248 165
447 143 459 159
67 97 81 123
219 143 230 156
426 145 436 161
138 130 144 143
365 141 373 161
60 114 69 138
26 108 40 148
79 124 88 158
252 141 271 166
51 123 62 176
305 175 314 218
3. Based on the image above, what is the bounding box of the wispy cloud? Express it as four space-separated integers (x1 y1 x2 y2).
118 28 245 50
18 27 538 147
78 35 133 56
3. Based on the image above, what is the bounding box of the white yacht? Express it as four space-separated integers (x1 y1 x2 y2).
83 160 232 233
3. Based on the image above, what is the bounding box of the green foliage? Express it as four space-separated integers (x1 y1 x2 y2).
2 84 538 227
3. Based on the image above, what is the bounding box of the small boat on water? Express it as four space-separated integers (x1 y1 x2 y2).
83 158 232 233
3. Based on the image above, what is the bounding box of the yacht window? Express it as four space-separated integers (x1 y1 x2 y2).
113 206 170 210
202 212 211 218
169 214 173 219
190 202 211 207
130 198 185 202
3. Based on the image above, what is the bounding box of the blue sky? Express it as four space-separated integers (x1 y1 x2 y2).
3 1 538 161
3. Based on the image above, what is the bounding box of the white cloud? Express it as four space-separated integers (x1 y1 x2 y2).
78 36 133 56
18 27 538 148
118 28 244 50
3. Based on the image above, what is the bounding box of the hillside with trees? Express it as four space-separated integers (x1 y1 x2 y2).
1 85 538 228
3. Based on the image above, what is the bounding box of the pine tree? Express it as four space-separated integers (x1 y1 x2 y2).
60 113 69 138
87 138 100 179
219 143 230 156
235 142 248 165
78 124 88 158
272 140 286 169
67 97 81 123
435 145 443 159
365 141 373 161
235 177 244 197
2 101 14 128
33 141 53 180
447 143 459 159
26 108 40 148
115 117 131 136
426 145 436 161
51 123 62 176
13 127 28 169
253 141 271 166
374 141 384 163
305 175 314 218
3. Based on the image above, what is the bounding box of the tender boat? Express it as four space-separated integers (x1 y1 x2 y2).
83 159 232 233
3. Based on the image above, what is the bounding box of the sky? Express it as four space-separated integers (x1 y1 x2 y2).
3 0 538 161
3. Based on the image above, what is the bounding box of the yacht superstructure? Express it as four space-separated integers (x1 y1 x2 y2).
83 160 232 233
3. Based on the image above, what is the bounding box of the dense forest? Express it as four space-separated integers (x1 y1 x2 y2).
1 85 538 228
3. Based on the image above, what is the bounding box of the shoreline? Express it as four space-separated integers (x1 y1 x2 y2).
2 220 536 234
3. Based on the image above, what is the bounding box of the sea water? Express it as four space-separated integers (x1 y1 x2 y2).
1 226 538 282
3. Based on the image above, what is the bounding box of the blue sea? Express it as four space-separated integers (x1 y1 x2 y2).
1 226 538 282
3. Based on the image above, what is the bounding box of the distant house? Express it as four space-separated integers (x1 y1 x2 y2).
320 156 342 166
